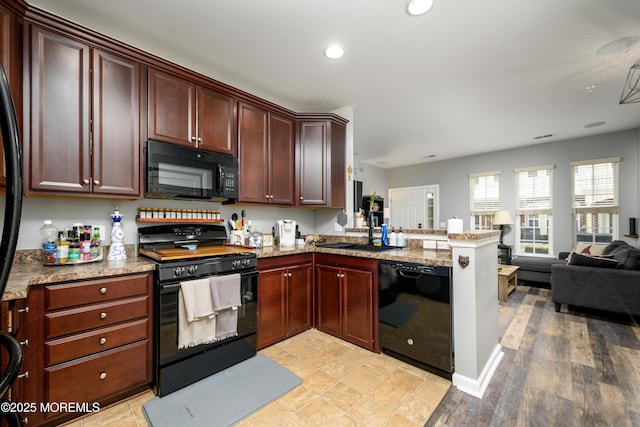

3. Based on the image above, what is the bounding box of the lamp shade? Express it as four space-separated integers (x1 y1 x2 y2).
493 210 514 226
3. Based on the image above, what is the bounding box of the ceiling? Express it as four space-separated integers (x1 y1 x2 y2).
27 0 640 168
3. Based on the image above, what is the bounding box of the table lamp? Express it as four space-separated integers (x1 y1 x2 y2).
493 210 514 247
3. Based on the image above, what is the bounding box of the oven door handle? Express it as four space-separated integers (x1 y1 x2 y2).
161 283 182 294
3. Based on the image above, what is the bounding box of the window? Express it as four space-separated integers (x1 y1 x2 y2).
469 171 501 230
571 157 619 244
515 165 553 256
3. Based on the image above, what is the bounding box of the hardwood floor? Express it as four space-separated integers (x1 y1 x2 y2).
427 285 640 427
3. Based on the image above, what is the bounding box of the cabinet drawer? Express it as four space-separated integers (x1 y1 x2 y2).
45 340 150 405
45 295 149 339
45 274 150 310
45 318 149 366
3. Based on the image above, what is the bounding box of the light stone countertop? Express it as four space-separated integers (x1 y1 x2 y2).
3 230 497 301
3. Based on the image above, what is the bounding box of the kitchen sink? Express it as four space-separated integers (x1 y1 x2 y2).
316 242 402 252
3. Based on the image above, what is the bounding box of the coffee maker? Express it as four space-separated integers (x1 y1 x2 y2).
276 219 297 247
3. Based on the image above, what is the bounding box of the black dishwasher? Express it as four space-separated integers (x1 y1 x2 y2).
378 261 453 379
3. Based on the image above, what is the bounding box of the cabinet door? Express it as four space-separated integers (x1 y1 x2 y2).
287 263 313 336
269 113 295 205
27 25 90 193
197 86 236 155
148 68 195 147
256 267 287 349
342 267 374 350
92 49 141 196
315 264 341 337
297 121 327 205
328 120 346 208
238 102 269 203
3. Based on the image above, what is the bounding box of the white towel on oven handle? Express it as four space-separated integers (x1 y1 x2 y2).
181 278 216 322
178 278 216 349
209 274 242 310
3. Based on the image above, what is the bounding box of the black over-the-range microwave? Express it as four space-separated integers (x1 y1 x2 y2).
145 140 239 202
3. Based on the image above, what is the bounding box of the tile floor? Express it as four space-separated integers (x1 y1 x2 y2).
63 329 451 426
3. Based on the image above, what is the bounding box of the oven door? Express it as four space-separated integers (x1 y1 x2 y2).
157 269 257 366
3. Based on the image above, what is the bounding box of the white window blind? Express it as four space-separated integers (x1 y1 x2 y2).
469 171 501 214
571 158 619 214
515 165 553 214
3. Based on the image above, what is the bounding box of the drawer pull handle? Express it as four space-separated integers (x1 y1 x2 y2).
19 339 29 346
18 307 29 313
407 338 414 346
100 312 107 319
100 287 107 294
99 337 107 345
17 371 29 379
99 372 107 380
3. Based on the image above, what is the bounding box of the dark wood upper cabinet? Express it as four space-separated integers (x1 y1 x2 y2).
92 49 141 196
238 101 294 205
148 68 236 155
25 25 141 197
296 114 347 208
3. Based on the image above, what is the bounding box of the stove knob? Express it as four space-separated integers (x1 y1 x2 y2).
174 266 185 277
187 265 198 275
242 259 251 268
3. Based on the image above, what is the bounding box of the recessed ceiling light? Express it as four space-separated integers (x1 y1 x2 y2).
406 0 434 16
584 121 606 128
324 45 344 60
596 36 639 56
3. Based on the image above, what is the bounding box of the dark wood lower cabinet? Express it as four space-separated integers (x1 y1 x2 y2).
9 273 153 426
257 254 313 349
314 254 378 351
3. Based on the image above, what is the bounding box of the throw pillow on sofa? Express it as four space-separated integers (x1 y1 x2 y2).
574 243 607 256
567 252 620 269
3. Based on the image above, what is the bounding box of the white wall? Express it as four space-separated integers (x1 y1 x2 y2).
0 197 316 250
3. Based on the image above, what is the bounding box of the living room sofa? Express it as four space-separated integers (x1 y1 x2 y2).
551 241 640 317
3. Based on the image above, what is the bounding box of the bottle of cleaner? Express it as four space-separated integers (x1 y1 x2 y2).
389 227 397 246
40 220 58 264
397 227 405 248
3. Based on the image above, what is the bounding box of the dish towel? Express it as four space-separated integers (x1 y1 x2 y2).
210 274 242 340
178 278 216 349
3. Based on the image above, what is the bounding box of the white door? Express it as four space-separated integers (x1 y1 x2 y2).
389 185 439 229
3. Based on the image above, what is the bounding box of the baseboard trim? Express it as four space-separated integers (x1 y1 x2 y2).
452 344 504 399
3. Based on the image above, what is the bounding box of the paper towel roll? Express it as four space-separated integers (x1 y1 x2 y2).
447 217 463 234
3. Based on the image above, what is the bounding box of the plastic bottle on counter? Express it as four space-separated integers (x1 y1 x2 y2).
381 224 388 246
389 227 397 246
40 220 58 264
397 227 405 248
